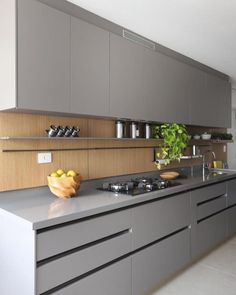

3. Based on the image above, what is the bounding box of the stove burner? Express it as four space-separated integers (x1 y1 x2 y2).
99 176 181 196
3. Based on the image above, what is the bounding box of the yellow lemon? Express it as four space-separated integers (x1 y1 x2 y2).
50 172 59 177
56 169 65 176
60 173 67 178
67 170 77 177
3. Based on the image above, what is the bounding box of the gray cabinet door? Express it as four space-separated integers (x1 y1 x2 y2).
110 33 145 120
227 179 236 207
227 206 236 237
192 211 227 259
190 71 231 128
70 17 109 116
132 229 190 295
132 192 190 250
17 0 70 112
144 50 191 124
51 258 131 295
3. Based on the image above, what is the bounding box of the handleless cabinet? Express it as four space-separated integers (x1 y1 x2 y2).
70 17 109 116
143 48 190 123
17 0 70 113
110 33 145 120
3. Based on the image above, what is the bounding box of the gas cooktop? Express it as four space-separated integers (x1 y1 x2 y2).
98 176 181 196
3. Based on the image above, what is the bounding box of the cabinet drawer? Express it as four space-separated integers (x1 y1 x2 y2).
227 179 236 206
50 258 131 295
132 192 190 249
132 228 190 295
37 209 132 261
193 211 227 258
197 195 226 221
191 182 226 204
227 206 236 237
37 230 132 294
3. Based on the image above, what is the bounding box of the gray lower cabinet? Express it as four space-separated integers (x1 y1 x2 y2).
17 0 70 113
132 228 191 295
227 179 236 207
51 258 132 295
132 192 191 249
70 17 109 116
191 183 228 259
227 206 236 237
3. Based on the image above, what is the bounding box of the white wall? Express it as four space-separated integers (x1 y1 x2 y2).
227 88 236 169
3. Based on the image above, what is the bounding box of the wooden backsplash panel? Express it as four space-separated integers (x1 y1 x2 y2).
0 112 229 191
0 150 88 191
88 148 156 179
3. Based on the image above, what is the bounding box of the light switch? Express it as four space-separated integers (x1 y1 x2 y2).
37 152 52 164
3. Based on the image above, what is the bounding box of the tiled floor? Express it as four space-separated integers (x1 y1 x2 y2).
152 236 236 295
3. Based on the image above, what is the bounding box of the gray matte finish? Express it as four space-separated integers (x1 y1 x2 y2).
190 72 231 128
193 211 227 258
227 206 236 237
197 195 226 220
51 258 132 295
17 0 70 112
143 48 190 123
132 192 190 249
70 17 109 116
191 182 226 204
227 179 236 206
37 231 132 294
109 33 145 119
132 229 190 295
37 208 131 260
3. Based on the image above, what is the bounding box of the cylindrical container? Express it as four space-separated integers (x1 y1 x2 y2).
116 121 125 138
130 122 137 139
145 123 151 139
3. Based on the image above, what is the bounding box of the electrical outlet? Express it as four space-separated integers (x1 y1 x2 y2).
37 152 52 164
223 145 227 153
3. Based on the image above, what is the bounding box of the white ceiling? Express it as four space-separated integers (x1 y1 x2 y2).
68 0 236 88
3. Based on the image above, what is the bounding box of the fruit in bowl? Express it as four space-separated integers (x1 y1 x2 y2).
48 169 82 199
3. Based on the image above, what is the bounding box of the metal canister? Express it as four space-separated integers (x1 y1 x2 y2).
145 123 151 139
130 122 137 139
116 121 125 138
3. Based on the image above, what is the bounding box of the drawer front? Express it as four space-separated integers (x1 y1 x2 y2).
191 182 226 204
37 230 132 294
227 179 236 206
197 195 227 221
37 209 132 261
50 258 131 295
132 228 190 295
227 206 236 237
193 211 227 258
132 192 190 249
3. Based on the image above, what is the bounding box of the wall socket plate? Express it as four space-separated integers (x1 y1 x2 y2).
37 152 52 164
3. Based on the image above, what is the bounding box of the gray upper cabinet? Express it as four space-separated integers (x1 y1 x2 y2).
143 48 190 123
110 33 145 120
190 71 231 128
17 0 70 113
70 17 109 116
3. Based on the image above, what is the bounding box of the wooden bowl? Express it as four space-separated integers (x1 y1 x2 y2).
47 174 82 199
160 171 179 180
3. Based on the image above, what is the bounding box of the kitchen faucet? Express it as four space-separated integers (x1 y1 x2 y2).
202 149 216 176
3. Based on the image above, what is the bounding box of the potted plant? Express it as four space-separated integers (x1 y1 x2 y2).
152 123 189 169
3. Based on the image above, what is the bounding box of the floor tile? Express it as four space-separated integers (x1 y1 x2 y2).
199 242 236 277
151 263 236 295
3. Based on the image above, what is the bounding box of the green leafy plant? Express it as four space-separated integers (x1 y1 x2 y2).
152 123 189 169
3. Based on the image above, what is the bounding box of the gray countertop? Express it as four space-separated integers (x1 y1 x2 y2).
0 169 236 230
